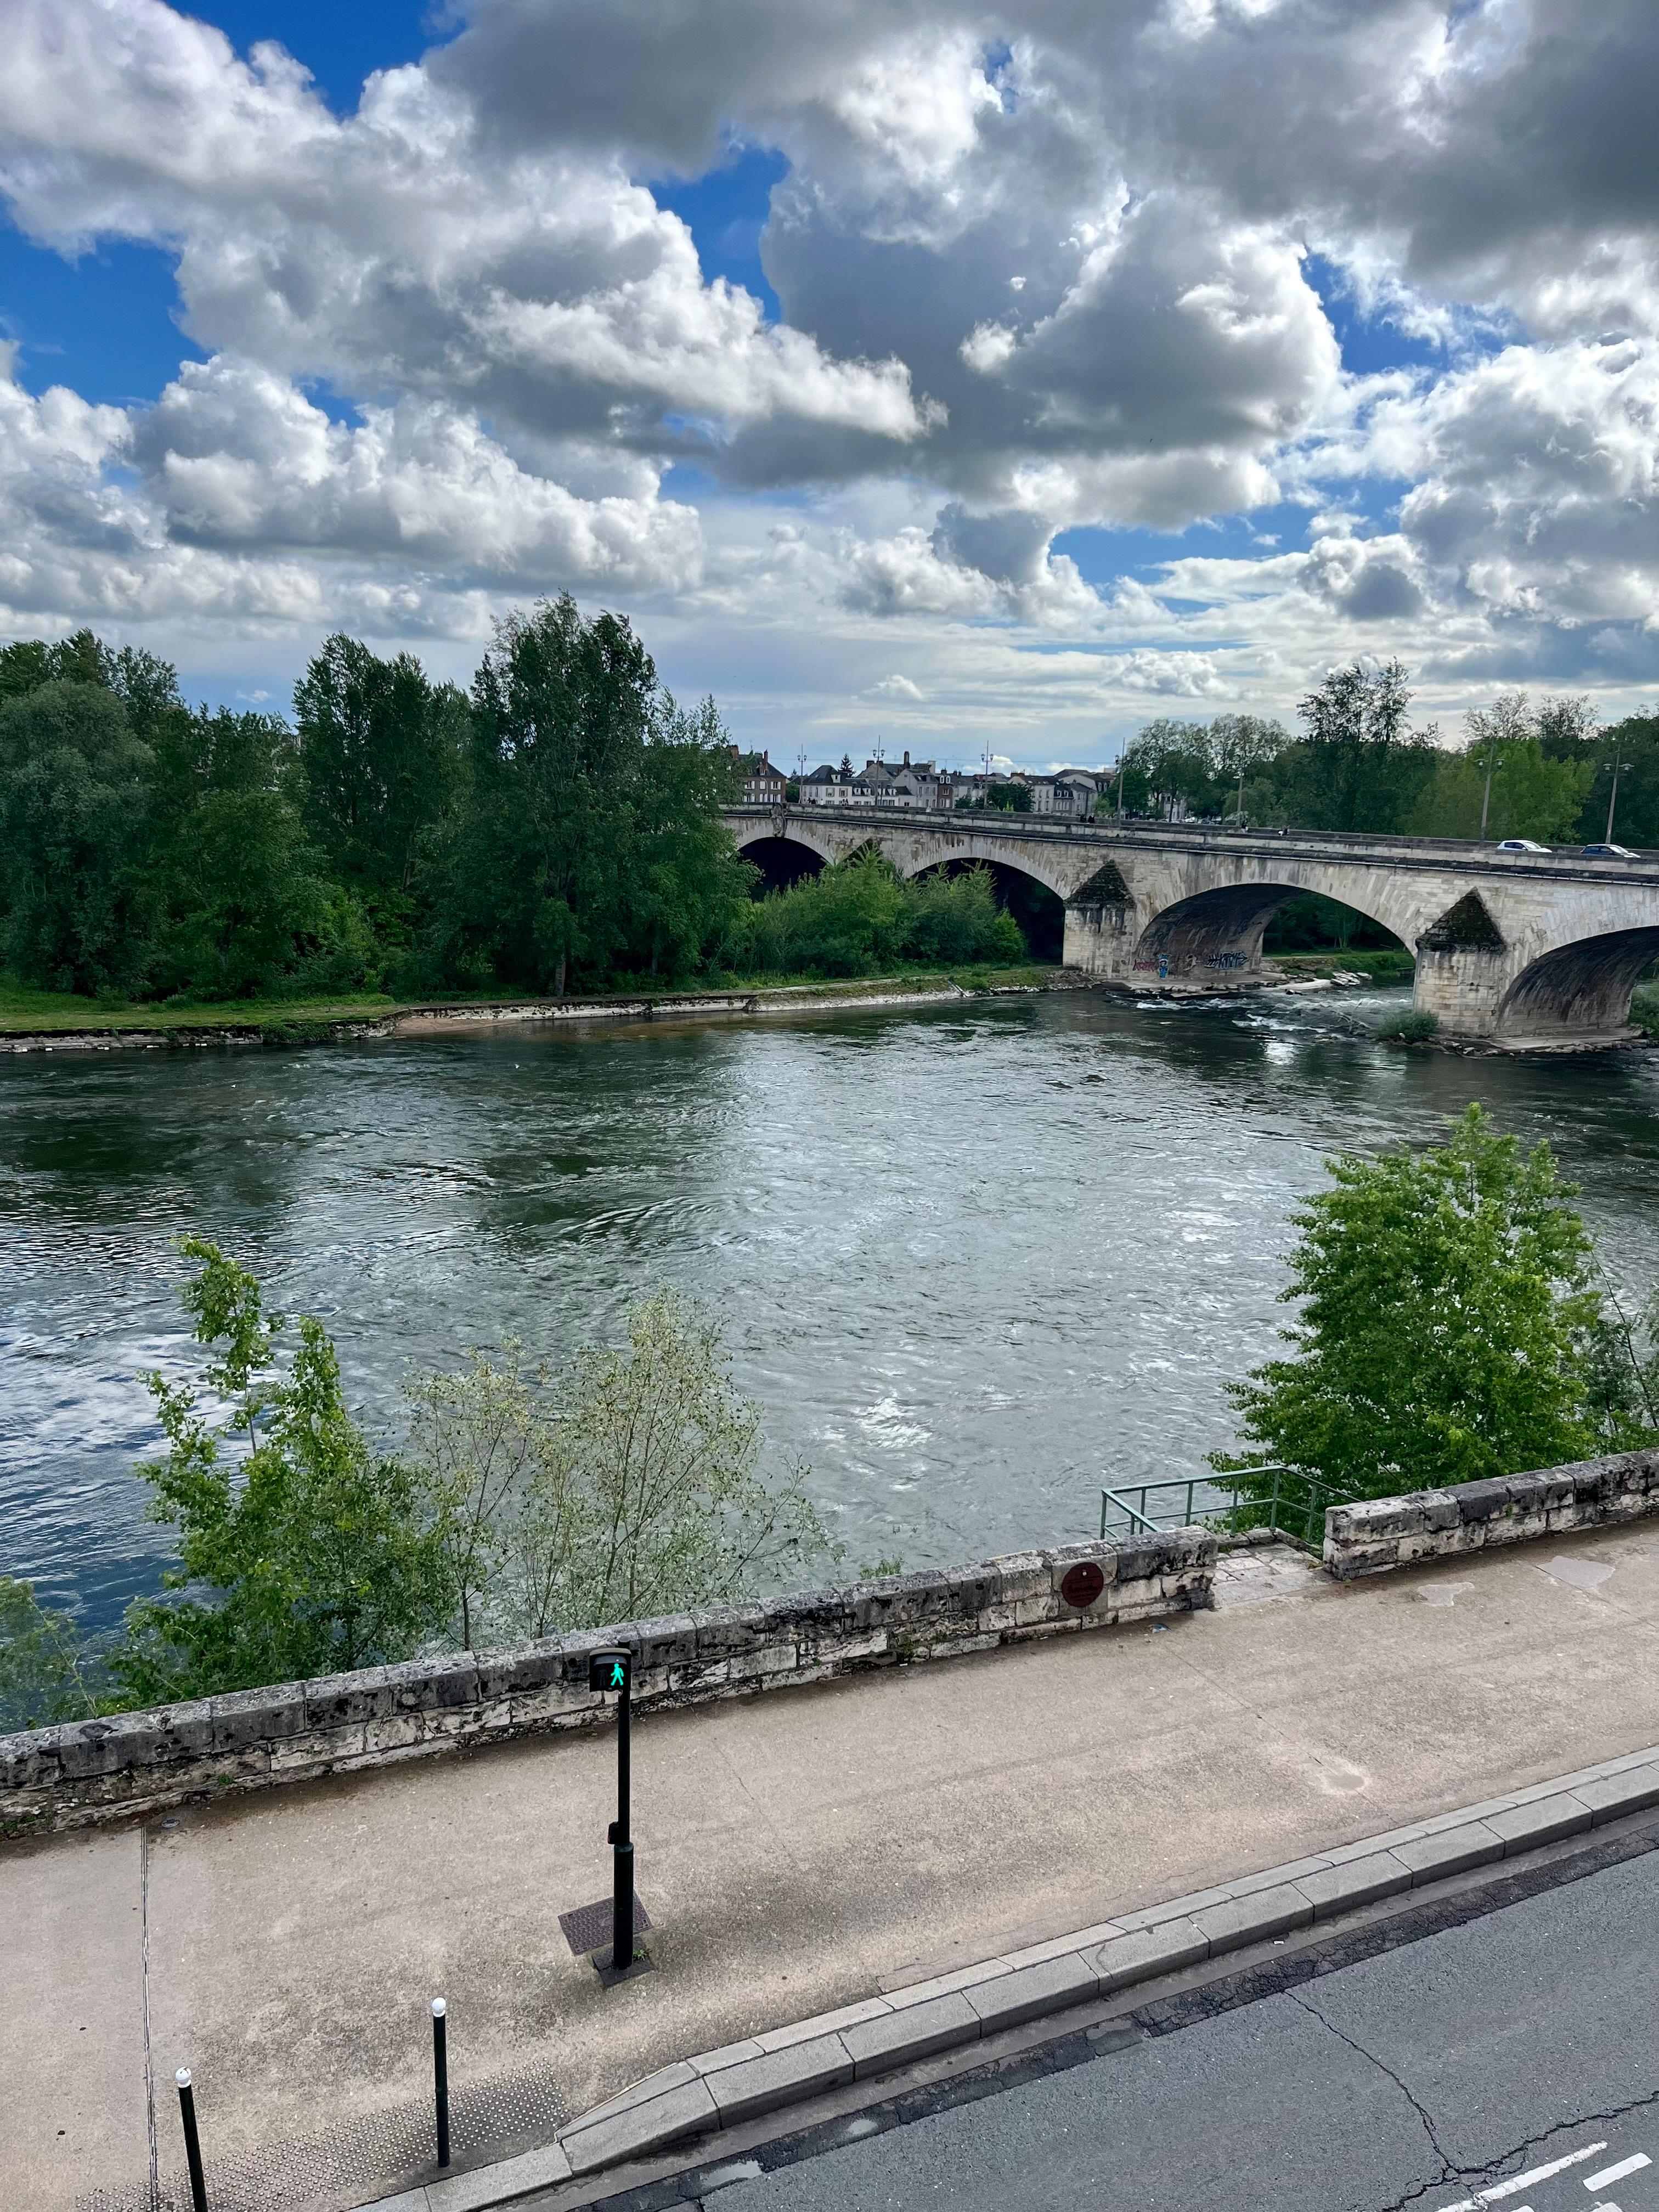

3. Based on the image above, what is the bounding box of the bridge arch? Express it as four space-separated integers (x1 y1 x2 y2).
1494 927 1659 1045
1130 879 1409 985
734 833 827 893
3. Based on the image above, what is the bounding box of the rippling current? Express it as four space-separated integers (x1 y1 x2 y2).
5 985 1659 1637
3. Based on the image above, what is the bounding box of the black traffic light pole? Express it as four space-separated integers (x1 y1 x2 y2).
611 1661 633 1973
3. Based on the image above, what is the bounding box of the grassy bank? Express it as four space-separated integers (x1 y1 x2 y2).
1265 947 1415 983
0 965 1068 1039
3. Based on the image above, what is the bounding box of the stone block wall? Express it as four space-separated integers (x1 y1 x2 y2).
1322 1449 1659 1579
0 1532 1214 1839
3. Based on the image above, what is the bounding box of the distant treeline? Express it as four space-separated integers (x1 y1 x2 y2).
0 600 751 1004
1120 663 1658 848
0 605 1036 1006
5 623 1652 1009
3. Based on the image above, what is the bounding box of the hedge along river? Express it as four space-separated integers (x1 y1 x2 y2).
5 986 1659 1641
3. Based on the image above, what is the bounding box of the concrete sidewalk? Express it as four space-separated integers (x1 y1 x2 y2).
13 1526 1659 2212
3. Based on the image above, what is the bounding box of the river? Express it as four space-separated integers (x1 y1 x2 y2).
5 985 1659 1639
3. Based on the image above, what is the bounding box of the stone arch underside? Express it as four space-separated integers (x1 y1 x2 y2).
734 833 829 891
1496 927 1659 1041
1132 878 1410 980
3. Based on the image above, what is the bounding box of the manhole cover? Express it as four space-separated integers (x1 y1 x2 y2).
558 1895 651 1956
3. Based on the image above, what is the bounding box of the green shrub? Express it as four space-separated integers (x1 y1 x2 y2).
1376 1008 1440 1044
724 854 1025 978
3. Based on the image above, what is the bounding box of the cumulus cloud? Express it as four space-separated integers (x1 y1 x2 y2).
0 0 1657 745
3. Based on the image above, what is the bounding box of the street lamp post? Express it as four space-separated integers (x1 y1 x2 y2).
1479 726 1500 840
1605 757 1629 845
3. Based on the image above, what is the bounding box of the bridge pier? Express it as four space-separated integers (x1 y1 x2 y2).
1062 899 1136 981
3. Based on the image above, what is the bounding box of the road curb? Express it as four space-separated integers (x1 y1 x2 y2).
360 1741 1659 2206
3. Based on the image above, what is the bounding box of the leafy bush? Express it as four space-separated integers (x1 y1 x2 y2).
1377 1008 1440 1043
1210 1104 1616 1502
0 1578 105 1730
2 1244 837 1716
724 853 1024 977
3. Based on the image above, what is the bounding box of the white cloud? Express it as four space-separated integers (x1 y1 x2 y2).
0 0 1657 746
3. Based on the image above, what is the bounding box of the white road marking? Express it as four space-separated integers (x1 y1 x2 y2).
1587 2156 1652 2189
1436 2145 1612 2209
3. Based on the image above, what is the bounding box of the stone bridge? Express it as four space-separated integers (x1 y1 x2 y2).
724 805 1659 1048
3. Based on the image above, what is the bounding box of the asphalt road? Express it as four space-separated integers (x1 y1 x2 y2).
687 1848 1659 2212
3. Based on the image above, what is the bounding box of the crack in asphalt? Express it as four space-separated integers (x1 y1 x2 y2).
1284 1984 1455 2202
1363 2079 1659 2212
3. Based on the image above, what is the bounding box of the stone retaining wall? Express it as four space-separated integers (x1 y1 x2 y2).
0 1532 1213 1838
1322 1448 1659 1579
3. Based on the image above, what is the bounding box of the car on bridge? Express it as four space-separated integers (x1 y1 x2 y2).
1495 838 1553 854
1582 842 1635 857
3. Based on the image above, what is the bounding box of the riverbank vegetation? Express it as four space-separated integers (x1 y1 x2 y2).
1212 1105 1659 1509
718 851 1024 977
0 1242 833 1729
0 607 754 1014
0 610 1068 1032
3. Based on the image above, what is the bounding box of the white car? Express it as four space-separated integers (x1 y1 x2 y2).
1495 838 1552 854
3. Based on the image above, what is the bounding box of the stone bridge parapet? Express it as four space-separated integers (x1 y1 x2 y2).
724 806 1659 1047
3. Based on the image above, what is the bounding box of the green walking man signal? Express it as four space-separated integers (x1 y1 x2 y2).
588 1652 630 1693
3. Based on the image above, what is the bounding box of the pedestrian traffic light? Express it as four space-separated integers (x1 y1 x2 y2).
588 1651 630 1693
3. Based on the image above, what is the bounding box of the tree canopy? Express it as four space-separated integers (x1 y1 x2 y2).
1212 1106 1655 1502
0 604 759 1007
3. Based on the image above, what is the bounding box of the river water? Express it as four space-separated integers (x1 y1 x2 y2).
5 985 1659 1638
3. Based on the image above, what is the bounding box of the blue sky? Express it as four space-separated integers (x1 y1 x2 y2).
1 0 1654 753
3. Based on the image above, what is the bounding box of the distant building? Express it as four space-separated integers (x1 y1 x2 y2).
802 760 856 805
1028 770 1098 819
731 748 789 804
797 753 1100 814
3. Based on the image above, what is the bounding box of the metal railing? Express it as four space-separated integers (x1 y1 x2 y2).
1099 1466 1355 1550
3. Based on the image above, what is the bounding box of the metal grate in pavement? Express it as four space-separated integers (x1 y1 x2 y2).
558 1894 651 1956
77 2055 569 2212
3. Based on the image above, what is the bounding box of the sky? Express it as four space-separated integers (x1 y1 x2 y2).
1 0 1656 768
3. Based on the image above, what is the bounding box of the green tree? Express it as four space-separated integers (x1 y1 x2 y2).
1409 695 1593 842
1212 1107 1607 1500
293 636 470 907
902 865 1024 965
0 679 154 994
116 1240 446 1702
142 708 373 999
1282 660 1438 834
725 850 909 976
622 693 752 979
0 1578 103 1731
1120 719 1221 819
427 596 663 993
1541 703 1659 850
407 1292 834 1643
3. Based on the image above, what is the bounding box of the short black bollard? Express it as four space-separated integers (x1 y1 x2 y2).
431 1997 450 2170
176 2068 208 2212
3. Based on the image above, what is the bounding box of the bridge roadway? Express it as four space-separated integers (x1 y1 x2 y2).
723 806 1659 1048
